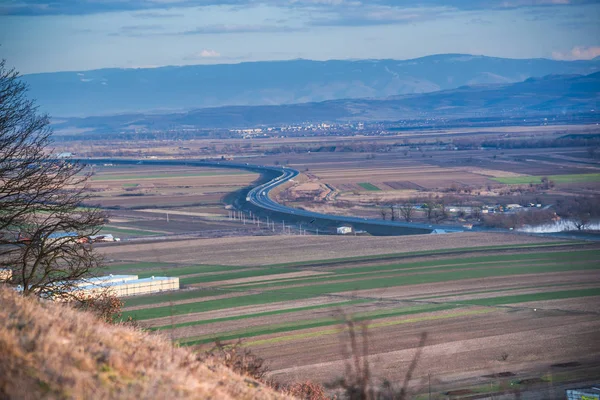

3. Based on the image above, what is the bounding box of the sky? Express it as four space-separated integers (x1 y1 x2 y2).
1 0 599 74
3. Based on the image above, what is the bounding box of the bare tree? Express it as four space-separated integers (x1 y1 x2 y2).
380 208 387 221
0 59 106 299
389 204 396 221
399 201 415 222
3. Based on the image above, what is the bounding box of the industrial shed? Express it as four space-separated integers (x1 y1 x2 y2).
74 274 139 287
77 276 180 298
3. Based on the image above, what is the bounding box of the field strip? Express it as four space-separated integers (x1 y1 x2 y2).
415 281 592 301
91 171 249 181
463 167 527 178
223 257 568 290
124 259 600 321
196 270 332 287
492 173 600 184
98 235 586 266
228 258 600 292
510 295 600 313
456 287 600 307
178 304 461 346
239 308 495 348
123 291 248 311
223 258 534 289
138 296 347 327
181 267 291 285
416 283 600 303
257 260 600 298
266 241 586 268
150 299 371 331
176 268 261 279
101 225 167 235
145 267 258 279
137 209 228 218
329 249 600 274
335 270 600 300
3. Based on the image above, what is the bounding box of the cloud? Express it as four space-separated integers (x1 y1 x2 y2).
500 0 570 7
1 0 595 16
0 0 243 16
552 46 600 60
109 24 165 37
132 11 185 18
180 24 305 35
198 49 221 58
307 5 453 27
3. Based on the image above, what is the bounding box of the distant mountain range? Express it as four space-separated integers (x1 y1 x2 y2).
52 72 600 133
23 54 600 118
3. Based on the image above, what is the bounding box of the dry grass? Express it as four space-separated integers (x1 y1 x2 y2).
0 287 289 400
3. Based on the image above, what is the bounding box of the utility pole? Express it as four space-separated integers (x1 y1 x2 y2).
166 212 169 223
428 371 431 400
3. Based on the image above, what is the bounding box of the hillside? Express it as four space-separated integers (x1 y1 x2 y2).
53 72 600 132
0 287 288 400
23 54 600 117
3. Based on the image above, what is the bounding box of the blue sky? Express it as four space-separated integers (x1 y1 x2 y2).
1 0 599 74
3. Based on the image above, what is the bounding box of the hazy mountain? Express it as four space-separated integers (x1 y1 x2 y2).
23 54 600 117
52 72 599 133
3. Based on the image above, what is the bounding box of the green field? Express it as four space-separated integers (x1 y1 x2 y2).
121 247 600 322
358 182 381 191
492 173 600 185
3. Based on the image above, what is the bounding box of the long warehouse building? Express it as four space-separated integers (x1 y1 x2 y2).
76 275 179 297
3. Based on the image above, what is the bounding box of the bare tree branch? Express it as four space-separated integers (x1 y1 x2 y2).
0 59 107 300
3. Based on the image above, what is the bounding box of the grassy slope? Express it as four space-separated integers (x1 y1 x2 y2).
0 287 287 400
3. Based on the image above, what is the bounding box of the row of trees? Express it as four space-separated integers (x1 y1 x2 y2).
378 197 459 223
1 60 110 311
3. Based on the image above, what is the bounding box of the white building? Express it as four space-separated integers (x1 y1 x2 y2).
73 275 179 298
337 226 352 235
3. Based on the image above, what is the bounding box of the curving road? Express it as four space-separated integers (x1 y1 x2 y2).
80 158 467 235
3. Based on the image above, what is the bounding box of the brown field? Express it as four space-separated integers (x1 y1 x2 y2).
99 232 555 265
84 165 261 237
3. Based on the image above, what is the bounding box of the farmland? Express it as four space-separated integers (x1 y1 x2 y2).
57 124 600 397
104 234 600 398
85 164 263 239
492 173 600 185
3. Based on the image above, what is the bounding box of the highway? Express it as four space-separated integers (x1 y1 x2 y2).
80 158 466 235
